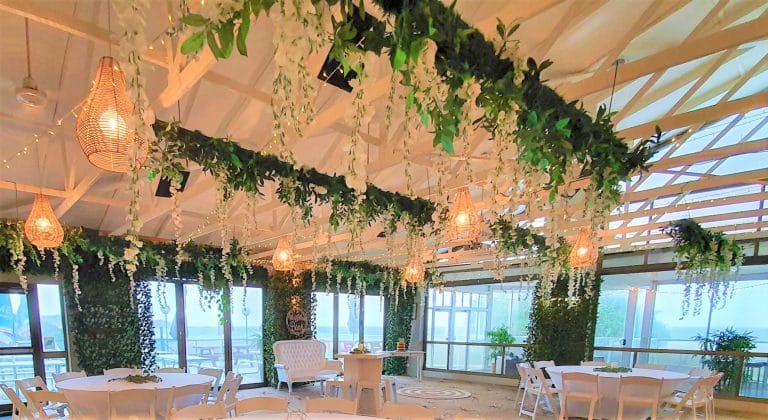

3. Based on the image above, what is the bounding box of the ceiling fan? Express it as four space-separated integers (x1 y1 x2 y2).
15 19 47 108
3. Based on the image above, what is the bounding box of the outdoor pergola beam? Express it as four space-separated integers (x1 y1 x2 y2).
617 92 768 139
558 15 768 100
54 171 102 217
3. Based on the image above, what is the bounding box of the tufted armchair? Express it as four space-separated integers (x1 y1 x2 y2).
273 340 343 393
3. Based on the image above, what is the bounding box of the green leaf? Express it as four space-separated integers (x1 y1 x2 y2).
420 110 431 126
406 89 415 110
230 153 243 169
392 47 407 72
555 117 570 130
527 111 538 127
237 4 251 56
219 22 235 58
147 169 157 182
180 31 205 55
496 18 505 40
207 31 223 58
439 132 455 154
181 14 207 27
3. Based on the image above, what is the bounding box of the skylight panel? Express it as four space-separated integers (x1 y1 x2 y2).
671 175 701 184
711 153 768 175
701 216 758 229
655 202 760 223
634 173 675 191
684 185 763 202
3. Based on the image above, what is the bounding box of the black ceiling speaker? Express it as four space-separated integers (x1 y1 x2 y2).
317 6 384 92
155 171 190 198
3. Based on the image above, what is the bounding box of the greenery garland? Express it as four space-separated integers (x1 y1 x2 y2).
155 122 437 234
664 219 744 318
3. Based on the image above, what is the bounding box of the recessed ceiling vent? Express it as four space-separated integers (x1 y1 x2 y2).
155 171 190 198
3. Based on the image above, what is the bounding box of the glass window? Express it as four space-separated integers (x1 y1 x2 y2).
0 355 34 402
313 293 334 358
44 357 67 386
594 290 629 347
150 281 179 368
337 294 360 353
183 285 225 373
0 292 30 347
37 284 65 352
231 287 264 384
363 295 384 352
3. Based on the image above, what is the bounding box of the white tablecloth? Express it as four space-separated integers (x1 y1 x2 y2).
547 366 689 419
237 414 372 419
58 373 213 418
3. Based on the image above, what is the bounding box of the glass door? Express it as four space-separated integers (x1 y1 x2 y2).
183 285 226 374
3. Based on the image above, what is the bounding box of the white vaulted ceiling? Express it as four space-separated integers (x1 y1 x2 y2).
0 0 766 267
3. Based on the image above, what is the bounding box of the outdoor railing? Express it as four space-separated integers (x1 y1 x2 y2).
424 341 768 401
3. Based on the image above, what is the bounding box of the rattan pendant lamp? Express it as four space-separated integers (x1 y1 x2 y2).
272 236 296 271
24 194 64 249
76 56 146 172
447 187 481 243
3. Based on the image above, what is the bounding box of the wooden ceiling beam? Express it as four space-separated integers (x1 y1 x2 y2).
54 171 102 217
558 14 768 100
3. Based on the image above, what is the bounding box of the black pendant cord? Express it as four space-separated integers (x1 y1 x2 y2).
607 59 622 114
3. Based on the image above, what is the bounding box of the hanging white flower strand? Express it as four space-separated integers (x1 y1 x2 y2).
215 183 234 289
169 175 184 280
10 226 28 292
71 264 82 311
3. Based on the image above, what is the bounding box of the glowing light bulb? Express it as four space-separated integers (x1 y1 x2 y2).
34 217 52 232
98 109 127 139
577 246 588 257
277 250 290 261
455 212 470 226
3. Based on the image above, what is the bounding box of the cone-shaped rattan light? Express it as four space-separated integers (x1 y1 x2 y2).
447 187 480 243
569 227 598 269
76 56 146 173
403 255 425 284
24 194 64 249
272 236 295 271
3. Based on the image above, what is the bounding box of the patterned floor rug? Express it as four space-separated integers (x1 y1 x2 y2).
397 386 472 400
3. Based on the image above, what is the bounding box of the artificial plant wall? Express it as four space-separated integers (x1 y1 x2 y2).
524 274 602 365
383 290 415 375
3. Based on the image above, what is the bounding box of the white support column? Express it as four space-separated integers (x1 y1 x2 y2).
623 288 639 367
637 283 657 365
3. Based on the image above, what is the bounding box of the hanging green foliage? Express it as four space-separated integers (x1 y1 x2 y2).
155 122 437 235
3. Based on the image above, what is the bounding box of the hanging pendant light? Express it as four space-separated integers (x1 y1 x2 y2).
272 236 295 271
76 56 146 173
568 227 598 269
403 255 425 284
447 187 480 243
24 194 64 249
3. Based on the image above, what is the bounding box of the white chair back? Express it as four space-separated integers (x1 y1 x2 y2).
380 402 435 419
157 367 186 373
199 367 224 390
224 374 243 406
688 367 712 377
515 362 531 389
617 376 663 420
273 340 329 370
26 389 68 418
103 367 140 376
109 388 157 419
580 360 608 367
171 402 227 419
167 382 212 412
635 363 666 370
562 372 599 396
533 360 555 369
1 384 35 419
65 388 110 419
304 397 357 414
235 396 289 415
53 370 86 385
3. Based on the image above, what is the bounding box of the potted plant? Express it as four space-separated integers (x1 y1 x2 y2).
486 326 515 374
694 327 756 393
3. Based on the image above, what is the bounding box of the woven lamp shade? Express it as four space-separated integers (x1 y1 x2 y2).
403 256 425 284
447 187 481 243
76 56 146 173
24 194 64 249
569 227 599 268
272 236 295 272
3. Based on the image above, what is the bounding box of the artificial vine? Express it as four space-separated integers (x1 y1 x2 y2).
664 219 744 318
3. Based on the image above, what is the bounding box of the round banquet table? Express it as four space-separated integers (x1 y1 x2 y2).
57 372 213 418
546 365 689 419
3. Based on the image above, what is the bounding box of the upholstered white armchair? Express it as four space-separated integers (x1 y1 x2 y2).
273 340 343 393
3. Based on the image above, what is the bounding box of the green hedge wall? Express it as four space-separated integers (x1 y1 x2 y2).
524 275 601 365
383 290 416 375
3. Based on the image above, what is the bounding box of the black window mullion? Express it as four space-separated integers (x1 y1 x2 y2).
27 285 45 382
176 283 187 371
223 288 233 374
358 293 365 344
332 293 339 357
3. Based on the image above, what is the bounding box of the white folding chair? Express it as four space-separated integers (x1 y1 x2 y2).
514 362 532 410
198 368 224 399
16 376 66 418
304 397 357 414
661 375 717 420
533 360 555 369
519 366 559 419
171 402 227 419
108 388 157 419
64 388 109 419
617 376 663 420
26 389 69 420
235 396 289 415
165 382 212 416
224 374 243 416
580 361 608 367
380 402 435 419
53 370 86 386
1 384 36 420
635 363 666 370
157 367 186 373
103 367 140 376
560 372 599 420
212 371 236 403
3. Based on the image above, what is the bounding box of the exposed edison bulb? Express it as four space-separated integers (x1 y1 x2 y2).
576 246 589 257
34 217 52 232
455 211 470 227
98 109 127 139
277 250 291 262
